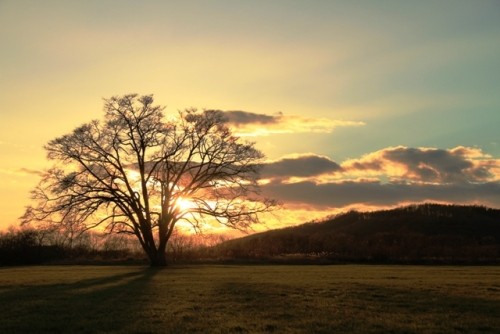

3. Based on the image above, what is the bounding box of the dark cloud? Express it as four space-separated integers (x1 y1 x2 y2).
343 146 498 183
383 147 473 183
261 179 500 209
261 154 341 179
253 146 500 212
223 110 281 125
346 160 383 171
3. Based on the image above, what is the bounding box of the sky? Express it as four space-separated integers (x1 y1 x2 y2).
1 0 499 232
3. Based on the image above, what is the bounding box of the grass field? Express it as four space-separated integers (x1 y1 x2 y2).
0 265 499 333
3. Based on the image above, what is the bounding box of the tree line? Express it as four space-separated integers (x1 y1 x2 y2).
0 226 140 265
0 225 226 266
195 204 500 264
3 203 499 265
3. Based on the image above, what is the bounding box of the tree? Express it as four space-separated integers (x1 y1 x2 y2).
22 94 275 266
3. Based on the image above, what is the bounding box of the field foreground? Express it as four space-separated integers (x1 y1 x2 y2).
0 265 499 333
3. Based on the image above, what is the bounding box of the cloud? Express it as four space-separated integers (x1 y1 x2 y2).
261 179 500 209
220 110 364 136
259 146 500 211
341 146 499 184
18 168 43 176
0 168 42 177
223 110 280 125
260 154 341 179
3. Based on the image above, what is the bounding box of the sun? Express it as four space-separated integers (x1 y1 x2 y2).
175 197 195 212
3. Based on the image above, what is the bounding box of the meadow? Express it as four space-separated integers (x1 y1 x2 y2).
0 265 499 333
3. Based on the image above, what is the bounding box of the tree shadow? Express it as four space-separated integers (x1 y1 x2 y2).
0 267 160 333
208 280 500 333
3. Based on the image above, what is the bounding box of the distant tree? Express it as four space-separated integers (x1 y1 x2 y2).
0 227 42 265
22 94 275 266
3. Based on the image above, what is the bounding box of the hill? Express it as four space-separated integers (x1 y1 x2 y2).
207 204 500 264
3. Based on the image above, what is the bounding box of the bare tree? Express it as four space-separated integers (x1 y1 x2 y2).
22 94 275 266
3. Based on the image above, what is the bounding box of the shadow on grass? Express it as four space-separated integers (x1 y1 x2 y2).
0 267 160 333
2 266 499 333
207 280 500 333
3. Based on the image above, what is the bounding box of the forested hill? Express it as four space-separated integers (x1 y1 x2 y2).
210 204 500 263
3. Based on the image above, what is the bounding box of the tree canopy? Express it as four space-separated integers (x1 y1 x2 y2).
22 94 275 265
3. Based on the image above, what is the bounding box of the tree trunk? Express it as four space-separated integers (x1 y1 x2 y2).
149 249 168 267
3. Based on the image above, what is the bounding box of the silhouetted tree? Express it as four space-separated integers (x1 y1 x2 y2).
22 94 275 266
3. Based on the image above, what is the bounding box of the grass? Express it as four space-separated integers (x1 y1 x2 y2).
0 265 499 333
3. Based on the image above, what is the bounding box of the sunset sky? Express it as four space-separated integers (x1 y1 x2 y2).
1 1 499 232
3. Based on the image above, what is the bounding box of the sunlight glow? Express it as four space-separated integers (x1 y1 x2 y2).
175 197 195 213
2 1 500 232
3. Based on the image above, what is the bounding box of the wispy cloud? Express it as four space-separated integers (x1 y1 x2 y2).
221 110 364 136
18 167 43 176
0 168 42 177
